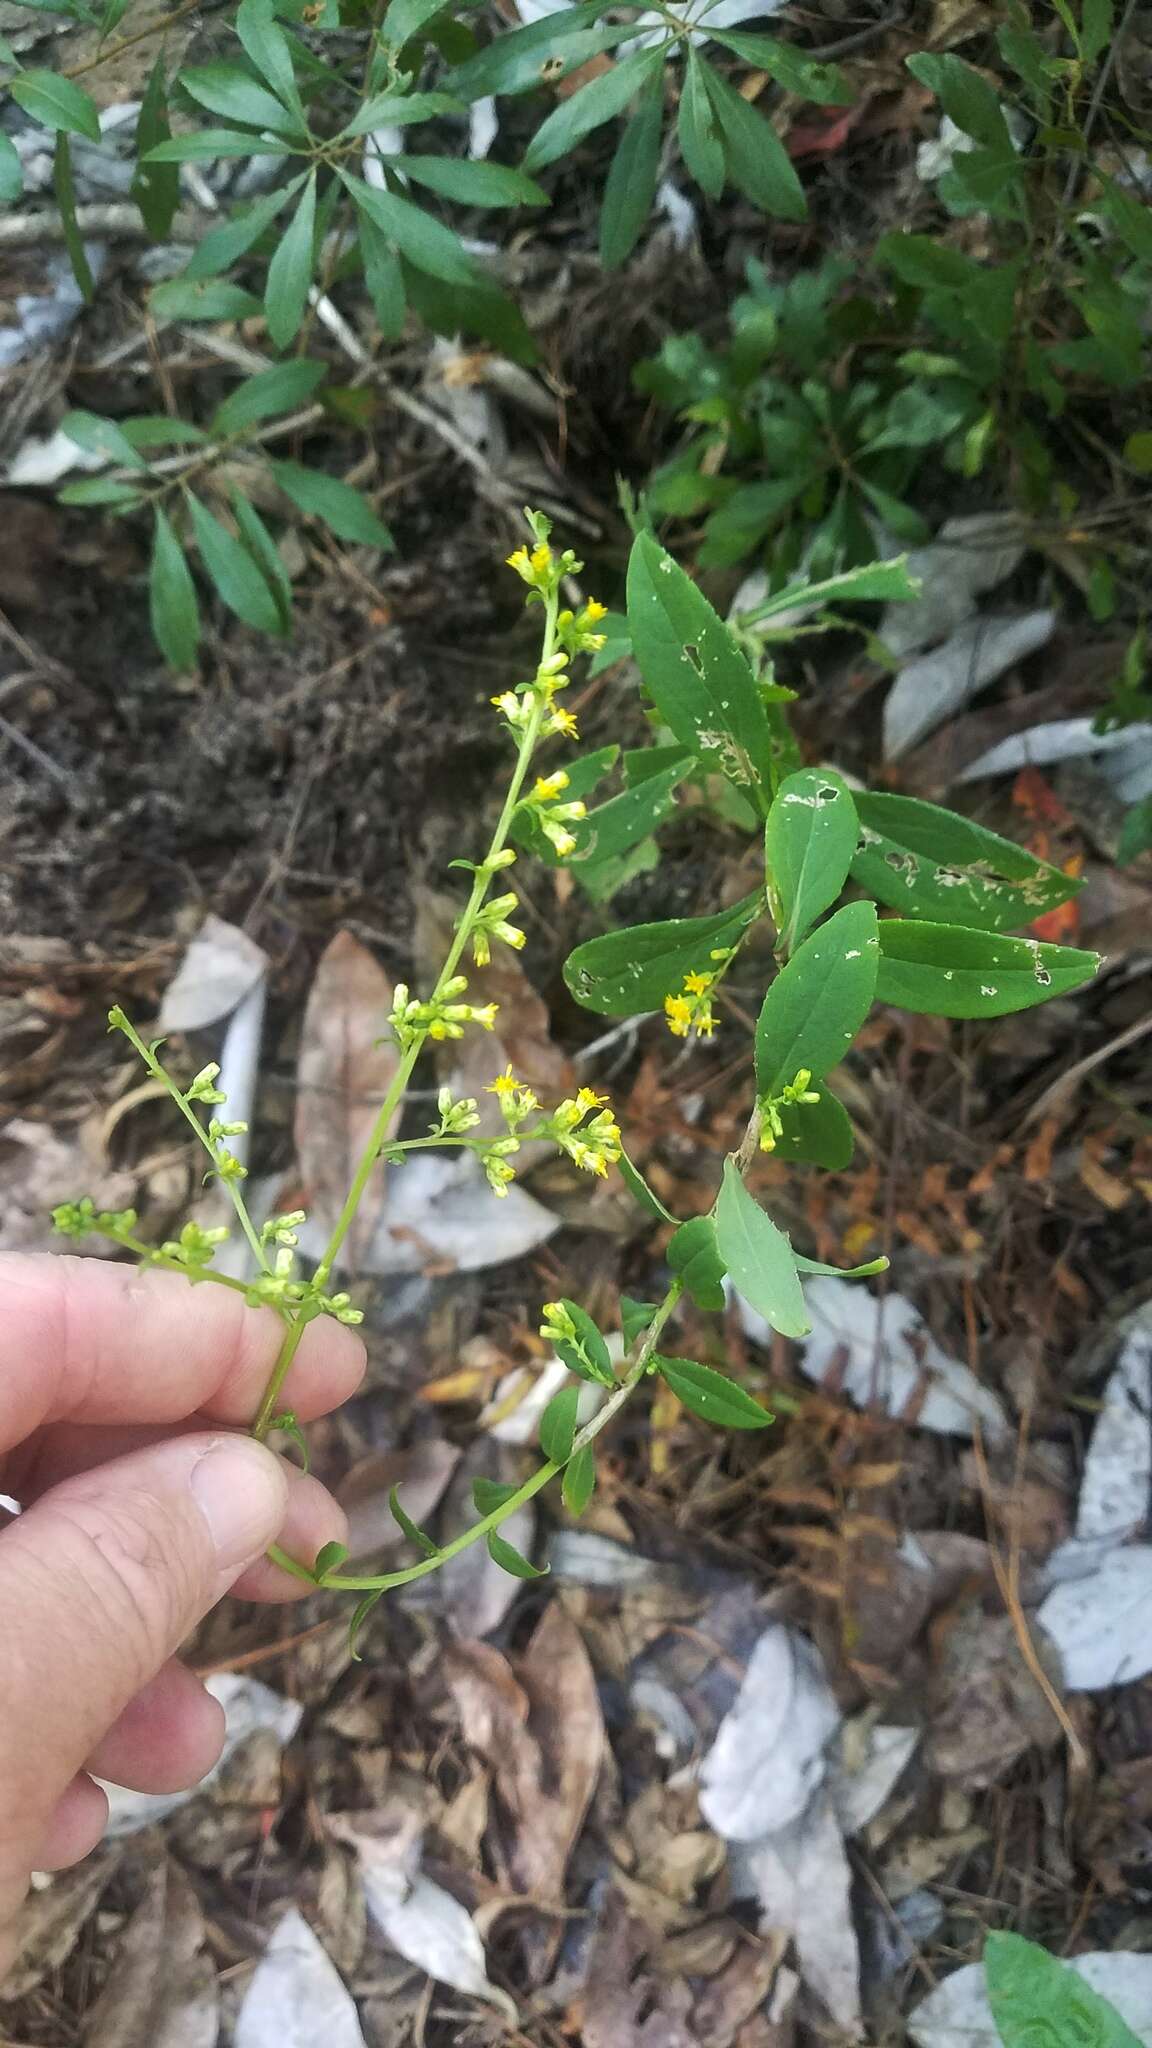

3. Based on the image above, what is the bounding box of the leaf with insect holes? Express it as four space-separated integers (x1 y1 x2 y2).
985 1934 1145 2048
11 71 101 140
486 1529 547 1578
149 507 200 670
715 1160 809 1339
667 1214 727 1313
540 1382 579 1464
875 920 1100 1018
388 1485 441 1559
711 30 852 104
272 461 394 547
658 1357 775 1430
765 769 859 952
850 792 1082 934
564 893 761 1016
756 901 879 1099
600 70 663 268
563 1445 596 1516
186 494 284 635
567 764 689 884
450 4 628 98
627 532 776 802
523 48 664 172
265 171 317 349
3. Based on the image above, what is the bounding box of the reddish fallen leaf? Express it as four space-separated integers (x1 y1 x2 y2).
294 930 399 1266
1011 765 1077 827
786 102 863 158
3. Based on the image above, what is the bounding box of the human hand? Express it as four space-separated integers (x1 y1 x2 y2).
0 1253 365 1976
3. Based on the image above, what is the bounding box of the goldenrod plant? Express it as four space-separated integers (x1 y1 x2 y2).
54 516 1102 1643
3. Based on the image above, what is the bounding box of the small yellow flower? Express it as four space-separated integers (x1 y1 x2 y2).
530 542 552 575
576 1086 606 1111
506 546 530 576
489 1068 518 1100
547 706 579 738
471 1004 499 1031
535 770 570 801
582 599 607 624
683 971 714 997
664 993 693 1038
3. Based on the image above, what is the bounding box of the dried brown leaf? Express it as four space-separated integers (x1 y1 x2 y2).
1 1852 120 1999
294 931 399 1264
84 1857 218 2048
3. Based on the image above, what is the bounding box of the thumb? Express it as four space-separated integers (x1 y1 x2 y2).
0 1434 287 1924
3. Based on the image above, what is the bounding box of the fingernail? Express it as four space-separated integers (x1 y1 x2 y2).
190 1437 288 1575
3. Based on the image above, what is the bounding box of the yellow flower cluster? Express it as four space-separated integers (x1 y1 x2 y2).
759 1069 822 1152
664 970 718 1040
520 769 587 858
389 976 498 1048
487 1071 622 1180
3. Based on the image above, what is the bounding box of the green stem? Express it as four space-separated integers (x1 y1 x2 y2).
112 1013 270 1275
249 581 560 1439
319 1279 684 1593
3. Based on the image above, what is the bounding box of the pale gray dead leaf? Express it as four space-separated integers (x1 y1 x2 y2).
621 0 783 57
958 718 1152 801
908 1951 1152 2048
1076 1323 1152 1543
335 1811 516 2021
737 1790 861 2037
883 610 1056 761
339 1438 461 1562
234 1907 366 2048
827 1722 919 1838
421 1436 538 1636
699 1624 840 1841
6 426 106 486
84 1857 218 2048
1038 1544 1152 1689
158 913 269 1032
294 929 399 1265
772 1277 1009 1441
483 1349 609 1446
101 1675 302 1837
340 1151 558 1278
879 513 1027 660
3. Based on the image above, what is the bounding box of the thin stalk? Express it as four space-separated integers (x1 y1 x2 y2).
249 583 560 1440
318 1279 684 1593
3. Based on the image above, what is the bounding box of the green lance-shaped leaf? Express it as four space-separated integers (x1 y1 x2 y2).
61 410 147 469
391 155 548 207
486 1529 548 1578
522 47 664 172
11 70 101 140
678 48 725 199
562 1444 596 1516
985 1933 1144 2048
618 1150 678 1224
179 61 306 137
132 59 179 240
765 768 859 952
150 279 263 322
715 1159 809 1339
343 173 479 289
550 1300 616 1387
186 494 284 636
473 1477 518 1516
627 532 776 804
875 920 1100 1018
565 893 761 1017
599 70 663 269
699 60 806 220
235 0 306 122
0 132 23 203
667 1214 727 1312
388 1484 442 1559
149 507 200 670
850 791 1083 933
272 460 394 547
710 30 853 104
185 176 306 280
539 1381 580 1464
313 1539 350 1580
755 900 879 1098
264 170 317 350
736 557 918 626
210 358 326 434
658 1357 775 1430
227 490 292 635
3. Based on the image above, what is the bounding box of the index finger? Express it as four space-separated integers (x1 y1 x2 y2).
0 1255 366 1452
